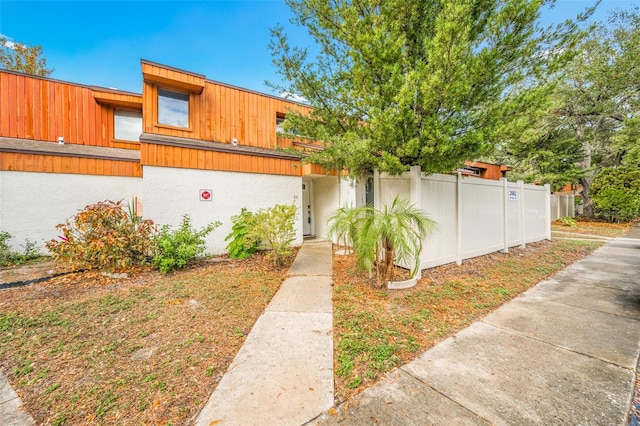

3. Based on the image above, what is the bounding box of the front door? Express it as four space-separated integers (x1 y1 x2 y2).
302 181 312 235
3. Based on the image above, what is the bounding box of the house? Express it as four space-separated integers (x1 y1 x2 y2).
0 61 522 255
0 60 359 253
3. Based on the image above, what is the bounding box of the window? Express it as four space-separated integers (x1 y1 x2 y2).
276 117 285 133
114 109 142 141
158 88 189 128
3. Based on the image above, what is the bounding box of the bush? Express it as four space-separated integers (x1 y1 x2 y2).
153 215 221 274
0 231 42 267
46 200 156 272
557 216 577 227
225 208 259 259
591 167 640 223
246 204 297 268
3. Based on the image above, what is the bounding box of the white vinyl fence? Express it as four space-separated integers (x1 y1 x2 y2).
550 194 576 221
375 166 551 273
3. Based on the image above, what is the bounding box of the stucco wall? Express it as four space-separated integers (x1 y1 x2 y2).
143 166 303 254
0 171 143 252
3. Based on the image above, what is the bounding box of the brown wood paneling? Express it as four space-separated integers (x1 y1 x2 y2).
139 143 301 176
0 152 141 177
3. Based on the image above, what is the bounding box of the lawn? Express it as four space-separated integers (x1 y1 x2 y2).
0 220 633 423
331 220 633 402
0 252 295 425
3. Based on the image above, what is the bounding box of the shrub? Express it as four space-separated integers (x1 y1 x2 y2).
46 200 156 272
152 215 221 274
328 196 437 287
225 208 259 259
558 216 577 227
0 231 42 267
246 204 297 268
591 167 640 223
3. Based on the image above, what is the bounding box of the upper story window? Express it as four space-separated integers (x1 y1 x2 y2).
158 88 189 128
114 109 142 141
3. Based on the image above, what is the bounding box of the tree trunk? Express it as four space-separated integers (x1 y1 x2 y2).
580 176 595 219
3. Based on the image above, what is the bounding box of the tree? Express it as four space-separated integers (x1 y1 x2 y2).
0 37 53 77
496 7 640 217
328 196 436 287
269 0 587 177
590 167 640 222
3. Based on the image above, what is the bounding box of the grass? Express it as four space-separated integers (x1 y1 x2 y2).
331 220 632 402
0 251 295 425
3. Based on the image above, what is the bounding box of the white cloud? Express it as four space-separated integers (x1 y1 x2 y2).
280 92 308 104
0 34 16 49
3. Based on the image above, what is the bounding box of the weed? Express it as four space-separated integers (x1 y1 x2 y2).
95 393 118 418
347 377 362 389
45 383 61 394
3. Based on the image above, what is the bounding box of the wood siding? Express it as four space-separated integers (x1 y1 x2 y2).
140 143 301 176
0 152 142 177
0 72 110 146
143 72 310 151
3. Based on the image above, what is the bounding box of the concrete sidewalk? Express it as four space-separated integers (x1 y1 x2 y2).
310 227 640 425
195 239 334 425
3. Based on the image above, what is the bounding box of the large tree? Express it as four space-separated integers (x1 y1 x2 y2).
498 7 640 217
269 0 587 176
0 37 53 77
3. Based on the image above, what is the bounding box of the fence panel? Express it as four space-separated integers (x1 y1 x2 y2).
506 182 524 247
460 177 504 259
525 185 550 242
420 174 458 268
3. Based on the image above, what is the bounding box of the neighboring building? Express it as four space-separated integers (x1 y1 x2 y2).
458 161 512 180
0 61 355 252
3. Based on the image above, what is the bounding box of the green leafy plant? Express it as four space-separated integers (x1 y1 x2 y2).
152 215 221 274
225 208 259 259
558 216 577 227
46 200 156 272
591 167 640 223
246 204 297 268
328 196 436 287
0 231 42 267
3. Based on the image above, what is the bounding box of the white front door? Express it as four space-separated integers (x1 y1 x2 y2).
302 180 312 235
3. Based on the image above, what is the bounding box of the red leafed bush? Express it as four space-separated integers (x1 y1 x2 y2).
46 200 156 272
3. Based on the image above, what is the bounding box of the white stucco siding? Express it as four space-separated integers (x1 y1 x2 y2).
143 166 303 254
0 171 143 252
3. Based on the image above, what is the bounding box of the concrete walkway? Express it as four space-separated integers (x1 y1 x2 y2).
195 239 334 425
0 371 35 426
310 227 640 425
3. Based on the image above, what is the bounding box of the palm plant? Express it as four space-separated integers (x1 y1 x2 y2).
328 196 436 287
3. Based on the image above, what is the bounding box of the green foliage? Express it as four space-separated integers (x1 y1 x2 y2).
558 216 577 227
0 36 53 76
269 0 587 176
46 200 156 272
225 208 259 259
152 215 221 274
246 204 297 268
591 167 640 222
0 231 41 267
328 196 436 287
496 7 640 217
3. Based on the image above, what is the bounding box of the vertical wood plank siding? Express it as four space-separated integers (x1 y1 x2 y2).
0 152 142 177
142 62 311 150
140 143 302 177
0 72 108 146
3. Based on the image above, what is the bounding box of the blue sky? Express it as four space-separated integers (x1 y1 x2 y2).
0 0 636 95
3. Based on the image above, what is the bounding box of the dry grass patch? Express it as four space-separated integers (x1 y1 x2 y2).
332 234 614 403
0 251 295 425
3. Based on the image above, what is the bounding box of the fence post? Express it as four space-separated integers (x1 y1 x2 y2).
502 178 509 253
519 180 525 248
545 183 552 240
409 165 422 279
456 172 463 265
